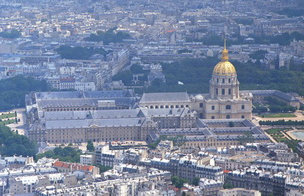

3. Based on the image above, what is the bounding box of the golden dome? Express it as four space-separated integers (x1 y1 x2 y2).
213 61 236 76
212 40 237 76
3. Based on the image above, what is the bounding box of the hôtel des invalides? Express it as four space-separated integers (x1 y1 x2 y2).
26 43 269 148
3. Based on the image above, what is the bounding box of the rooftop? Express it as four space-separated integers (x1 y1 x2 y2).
140 92 191 104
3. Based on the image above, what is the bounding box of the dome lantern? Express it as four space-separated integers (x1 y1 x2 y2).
212 40 236 76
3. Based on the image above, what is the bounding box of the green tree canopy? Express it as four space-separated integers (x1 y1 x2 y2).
84 28 131 44
0 125 37 157
171 176 188 188
86 140 95 152
0 29 21 39
146 57 304 96
0 76 49 111
36 146 82 163
56 45 108 60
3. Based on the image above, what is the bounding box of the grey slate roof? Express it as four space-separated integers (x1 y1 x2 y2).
140 108 191 117
139 92 191 103
244 90 299 102
37 97 135 109
36 90 133 100
36 91 82 100
43 109 142 120
45 118 144 129
38 99 96 108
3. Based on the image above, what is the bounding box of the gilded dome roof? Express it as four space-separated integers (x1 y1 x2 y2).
212 42 237 76
213 61 236 76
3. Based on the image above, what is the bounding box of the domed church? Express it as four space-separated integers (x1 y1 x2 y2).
139 41 253 120
194 41 252 119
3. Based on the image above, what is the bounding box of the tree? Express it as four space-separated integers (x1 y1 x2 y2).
0 29 21 39
276 8 304 17
84 28 131 44
36 146 82 163
223 182 234 189
97 165 112 173
0 76 49 111
171 176 188 188
56 45 108 60
145 56 304 96
87 140 95 152
192 177 200 186
249 50 268 61
0 125 37 157
130 64 144 74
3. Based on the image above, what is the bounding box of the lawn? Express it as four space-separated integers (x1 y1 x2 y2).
0 113 15 119
0 119 16 126
266 128 296 144
266 128 289 142
260 113 296 118
266 128 284 135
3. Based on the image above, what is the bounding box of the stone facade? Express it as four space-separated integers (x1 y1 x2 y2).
139 45 253 120
196 45 252 120
225 169 286 196
27 108 196 144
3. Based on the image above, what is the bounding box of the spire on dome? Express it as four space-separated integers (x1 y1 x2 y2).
221 39 229 61
224 38 227 50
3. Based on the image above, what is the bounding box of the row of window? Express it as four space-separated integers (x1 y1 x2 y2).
200 104 245 110
186 141 238 147
45 106 125 112
199 114 245 119
149 104 189 109
216 78 233 84
216 88 232 96
46 107 95 112
211 105 245 110
47 137 138 143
